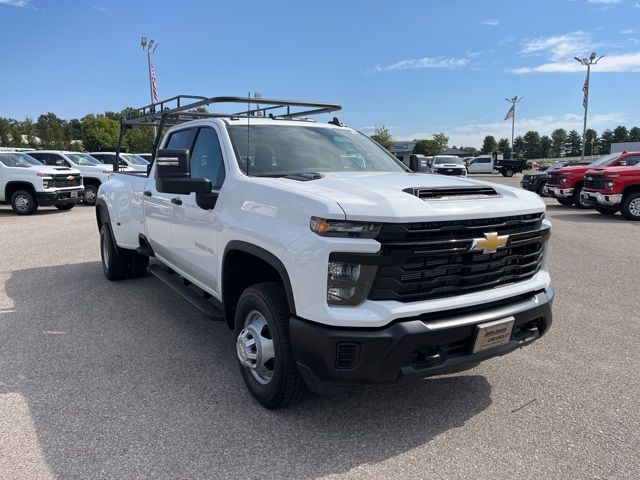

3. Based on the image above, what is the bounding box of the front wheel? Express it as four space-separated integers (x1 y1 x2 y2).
536 183 546 196
55 203 75 211
621 192 640 221
235 282 306 409
595 206 619 215
573 186 591 209
10 190 37 215
557 198 573 206
83 184 98 206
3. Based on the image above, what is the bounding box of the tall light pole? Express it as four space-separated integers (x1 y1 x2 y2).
574 52 603 160
141 36 159 137
505 96 523 159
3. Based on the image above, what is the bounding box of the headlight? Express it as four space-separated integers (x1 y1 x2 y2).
560 177 568 184
310 217 381 238
327 261 377 306
605 181 614 190
43 180 50 189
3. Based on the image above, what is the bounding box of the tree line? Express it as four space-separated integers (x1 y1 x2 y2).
0 111 154 152
370 124 640 160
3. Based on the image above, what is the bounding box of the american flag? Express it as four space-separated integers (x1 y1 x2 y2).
582 74 588 108
150 64 159 102
504 105 514 121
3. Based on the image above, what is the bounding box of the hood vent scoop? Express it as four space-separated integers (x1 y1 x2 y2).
405 186 500 200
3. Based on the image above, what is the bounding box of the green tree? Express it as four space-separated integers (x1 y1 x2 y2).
432 133 449 154
124 126 154 152
584 129 598 156
564 129 582 157
599 129 614 154
369 125 395 150
629 127 640 142
0 118 11 147
512 135 525 159
413 139 437 156
81 115 119 151
22 118 38 147
36 113 67 149
462 146 478 155
522 130 541 159
497 138 511 158
480 135 498 154
612 125 629 144
550 128 567 157
540 135 552 158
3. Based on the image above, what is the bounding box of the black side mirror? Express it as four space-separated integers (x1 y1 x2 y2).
157 177 212 195
156 149 190 178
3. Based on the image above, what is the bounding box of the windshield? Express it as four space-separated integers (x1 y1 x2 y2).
590 152 621 167
434 157 463 165
122 153 149 165
0 152 42 168
227 125 407 175
65 153 102 166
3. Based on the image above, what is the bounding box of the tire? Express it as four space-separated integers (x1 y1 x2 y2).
55 203 75 211
621 192 640 221
83 184 99 206
595 206 619 215
10 189 37 215
100 223 149 281
536 183 546 196
234 282 306 409
557 198 573 206
573 185 591 209
502 168 514 177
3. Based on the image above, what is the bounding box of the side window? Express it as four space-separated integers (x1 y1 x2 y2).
623 155 640 166
166 128 196 150
479 158 491 164
190 128 225 188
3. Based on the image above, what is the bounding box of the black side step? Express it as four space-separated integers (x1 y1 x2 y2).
148 264 224 321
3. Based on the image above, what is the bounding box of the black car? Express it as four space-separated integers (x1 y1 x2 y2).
521 161 590 195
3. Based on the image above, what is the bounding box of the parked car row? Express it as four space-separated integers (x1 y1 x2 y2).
521 151 640 220
0 149 150 214
410 155 527 177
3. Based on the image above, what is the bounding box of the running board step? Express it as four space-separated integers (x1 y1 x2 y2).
147 264 224 321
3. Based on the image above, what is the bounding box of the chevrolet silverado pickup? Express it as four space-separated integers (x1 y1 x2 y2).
581 152 640 219
543 152 631 208
0 151 83 214
96 95 553 409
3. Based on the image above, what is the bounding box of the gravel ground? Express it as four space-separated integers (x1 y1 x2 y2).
1 175 639 480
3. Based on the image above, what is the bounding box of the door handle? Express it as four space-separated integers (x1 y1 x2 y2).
171 197 183 205
143 190 152 196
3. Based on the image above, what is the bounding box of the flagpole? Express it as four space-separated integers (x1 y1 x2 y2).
574 52 603 161
505 96 522 160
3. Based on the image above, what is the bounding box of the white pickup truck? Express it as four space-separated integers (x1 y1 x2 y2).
0 151 84 214
96 96 553 409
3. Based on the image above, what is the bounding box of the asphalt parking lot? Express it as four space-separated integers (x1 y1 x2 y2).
1 174 639 480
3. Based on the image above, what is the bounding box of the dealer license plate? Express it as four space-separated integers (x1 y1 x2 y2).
472 317 515 353
70 191 78 198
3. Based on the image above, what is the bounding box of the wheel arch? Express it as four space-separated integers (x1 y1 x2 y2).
5 181 36 200
622 184 640 198
222 241 296 329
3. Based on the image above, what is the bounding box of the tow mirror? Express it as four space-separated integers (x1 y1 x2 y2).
156 177 212 195
156 149 190 178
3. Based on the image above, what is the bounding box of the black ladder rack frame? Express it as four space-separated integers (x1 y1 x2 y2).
114 95 342 171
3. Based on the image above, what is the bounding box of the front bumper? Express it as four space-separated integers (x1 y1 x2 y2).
290 288 554 392
36 188 84 206
543 186 573 198
580 190 622 207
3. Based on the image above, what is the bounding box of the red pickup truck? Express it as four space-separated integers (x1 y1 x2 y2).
543 152 630 208
580 152 640 220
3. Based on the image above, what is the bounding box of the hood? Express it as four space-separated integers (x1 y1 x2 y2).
77 164 113 172
270 171 544 222
553 165 592 175
29 165 81 176
586 166 639 175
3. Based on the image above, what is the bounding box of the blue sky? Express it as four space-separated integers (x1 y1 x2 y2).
1 0 639 147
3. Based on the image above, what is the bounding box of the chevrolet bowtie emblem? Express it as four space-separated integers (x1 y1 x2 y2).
470 232 509 254
67 175 74 180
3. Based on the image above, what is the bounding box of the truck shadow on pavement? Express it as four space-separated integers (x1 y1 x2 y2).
1 262 492 480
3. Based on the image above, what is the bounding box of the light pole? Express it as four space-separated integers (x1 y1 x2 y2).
505 96 523 159
141 36 159 137
574 52 603 161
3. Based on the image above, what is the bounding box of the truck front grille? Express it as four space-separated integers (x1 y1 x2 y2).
584 175 604 190
367 213 548 303
50 175 82 188
436 168 466 176
545 174 560 186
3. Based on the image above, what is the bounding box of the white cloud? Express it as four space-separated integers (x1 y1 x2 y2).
587 0 622 3
621 28 635 34
513 51 640 73
370 56 470 73
398 113 625 148
0 0 29 6
91 5 109 12
482 19 500 26
520 31 594 61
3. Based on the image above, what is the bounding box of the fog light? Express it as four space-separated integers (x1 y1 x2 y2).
327 261 377 306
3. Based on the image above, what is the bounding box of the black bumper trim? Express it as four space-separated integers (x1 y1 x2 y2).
290 289 553 391
36 190 84 206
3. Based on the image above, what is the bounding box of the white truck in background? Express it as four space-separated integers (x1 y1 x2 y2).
96 95 554 409
26 150 112 205
89 152 149 172
0 151 83 214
